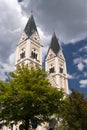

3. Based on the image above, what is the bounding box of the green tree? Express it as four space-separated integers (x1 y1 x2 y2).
64 89 87 130
0 65 64 130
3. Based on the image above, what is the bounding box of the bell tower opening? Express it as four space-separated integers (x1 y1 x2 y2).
20 48 25 59
49 64 55 73
31 48 38 60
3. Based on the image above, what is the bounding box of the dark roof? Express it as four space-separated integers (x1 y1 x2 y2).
24 13 37 38
50 32 60 55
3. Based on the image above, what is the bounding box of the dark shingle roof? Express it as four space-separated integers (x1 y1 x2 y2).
24 13 37 38
50 32 60 55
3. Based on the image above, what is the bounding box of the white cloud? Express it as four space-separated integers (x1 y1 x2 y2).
0 62 13 81
77 63 84 71
83 59 87 64
20 0 87 43
37 27 51 46
67 73 74 79
0 0 28 80
9 51 16 66
73 57 87 71
79 79 87 88
0 70 7 81
37 27 51 59
73 57 82 64
79 45 87 52
67 73 79 79
0 0 27 63
0 51 16 80
84 72 87 77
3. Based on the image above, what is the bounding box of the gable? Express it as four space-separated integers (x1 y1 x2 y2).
57 50 65 60
46 49 56 60
18 32 28 45
30 31 41 45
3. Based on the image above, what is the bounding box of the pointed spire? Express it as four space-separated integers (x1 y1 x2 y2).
24 12 37 38
50 32 60 55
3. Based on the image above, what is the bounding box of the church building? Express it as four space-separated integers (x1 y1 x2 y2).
1 13 69 130
15 13 68 94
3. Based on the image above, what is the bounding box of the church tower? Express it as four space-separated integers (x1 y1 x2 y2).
15 13 42 68
45 32 68 93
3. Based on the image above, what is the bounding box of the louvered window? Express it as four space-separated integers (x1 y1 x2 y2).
59 65 63 73
31 48 38 60
49 64 55 73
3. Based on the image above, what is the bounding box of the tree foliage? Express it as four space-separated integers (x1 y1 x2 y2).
0 65 64 130
64 89 87 130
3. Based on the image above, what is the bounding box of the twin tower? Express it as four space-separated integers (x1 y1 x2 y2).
15 13 68 93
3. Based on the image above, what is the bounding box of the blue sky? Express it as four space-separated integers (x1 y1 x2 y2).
63 39 87 96
0 0 87 96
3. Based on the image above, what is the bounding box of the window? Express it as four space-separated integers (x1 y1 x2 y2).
31 48 38 60
49 64 55 73
59 65 63 73
20 48 25 59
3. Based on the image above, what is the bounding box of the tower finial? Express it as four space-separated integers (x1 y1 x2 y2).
30 10 33 16
52 32 56 38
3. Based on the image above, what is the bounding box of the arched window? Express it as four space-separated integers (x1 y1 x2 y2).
20 48 25 59
31 48 38 60
49 64 55 73
59 65 63 73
